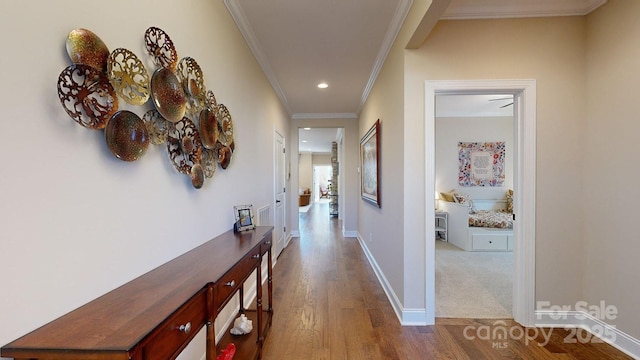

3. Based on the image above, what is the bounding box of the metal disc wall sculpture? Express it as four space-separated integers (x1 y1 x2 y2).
57 64 118 129
142 109 169 145
167 118 203 175
176 57 206 115
150 67 187 123
56 26 237 189
105 111 150 161
66 28 110 73
215 104 235 170
144 27 178 71
107 48 150 106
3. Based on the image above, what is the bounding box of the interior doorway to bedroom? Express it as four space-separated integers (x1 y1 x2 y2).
425 79 537 327
434 94 514 319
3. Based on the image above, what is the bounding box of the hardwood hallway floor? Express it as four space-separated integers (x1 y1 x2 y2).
260 202 631 359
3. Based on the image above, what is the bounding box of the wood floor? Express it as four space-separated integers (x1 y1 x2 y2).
261 202 632 359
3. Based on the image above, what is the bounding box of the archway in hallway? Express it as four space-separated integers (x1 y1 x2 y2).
297 127 344 229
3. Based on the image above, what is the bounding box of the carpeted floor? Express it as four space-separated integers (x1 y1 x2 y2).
435 240 513 318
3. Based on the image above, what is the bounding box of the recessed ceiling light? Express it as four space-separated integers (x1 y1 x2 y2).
302 140 308 143
304 127 311 130
317 82 328 89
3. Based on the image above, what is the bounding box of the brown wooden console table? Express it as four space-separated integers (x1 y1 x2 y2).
1 226 274 360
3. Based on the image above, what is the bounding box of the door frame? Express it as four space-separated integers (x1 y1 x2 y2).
425 79 537 326
274 129 287 257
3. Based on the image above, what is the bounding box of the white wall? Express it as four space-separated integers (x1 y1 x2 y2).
405 15 587 313
298 153 313 191
0 1 290 358
584 1 640 339
359 0 589 322
312 153 331 165
435 116 514 200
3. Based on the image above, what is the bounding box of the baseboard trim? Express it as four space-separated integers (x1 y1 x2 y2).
356 233 427 325
535 310 640 359
342 230 357 238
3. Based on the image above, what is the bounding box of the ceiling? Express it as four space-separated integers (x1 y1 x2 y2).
436 94 514 117
298 127 342 154
224 0 606 152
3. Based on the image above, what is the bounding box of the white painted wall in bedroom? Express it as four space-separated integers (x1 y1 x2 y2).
435 115 514 200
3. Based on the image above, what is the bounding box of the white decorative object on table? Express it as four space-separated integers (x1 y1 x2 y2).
230 314 253 335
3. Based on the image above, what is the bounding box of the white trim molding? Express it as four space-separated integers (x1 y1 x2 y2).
357 0 412 114
425 79 537 327
356 232 427 325
292 113 357 120
224 0 292 115
441 0 607 20
342 230 358 238
536 310 640 359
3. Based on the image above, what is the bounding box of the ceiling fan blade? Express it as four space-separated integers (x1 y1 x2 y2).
500 102 514 108
489 97 513 101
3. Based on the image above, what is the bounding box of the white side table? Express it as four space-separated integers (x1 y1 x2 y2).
435 211 448 241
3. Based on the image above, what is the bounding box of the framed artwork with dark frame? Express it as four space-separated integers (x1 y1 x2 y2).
360 119 380 207
233 204 255 232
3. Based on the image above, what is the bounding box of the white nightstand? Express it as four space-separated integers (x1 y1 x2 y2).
435 211 448 241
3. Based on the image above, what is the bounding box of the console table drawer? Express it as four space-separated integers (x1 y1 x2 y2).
214 247 260 311
260 238 272 256
142 290 207 360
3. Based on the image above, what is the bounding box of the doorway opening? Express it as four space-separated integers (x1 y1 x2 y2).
434 94 514 319
425 79 537 327
313 165 332 203
297 127 343 225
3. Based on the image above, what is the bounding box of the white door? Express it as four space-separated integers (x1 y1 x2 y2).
274 131 286 258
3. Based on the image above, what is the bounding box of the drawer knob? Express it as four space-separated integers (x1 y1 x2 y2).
225 280 235 287
253 254 260 259
178 322 191 334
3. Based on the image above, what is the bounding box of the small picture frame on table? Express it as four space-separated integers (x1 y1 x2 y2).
233 204 255 232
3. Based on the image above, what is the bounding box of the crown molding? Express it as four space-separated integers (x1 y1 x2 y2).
441 0 607 20
358 0 413 113
292 113 357 120
224 0 292 116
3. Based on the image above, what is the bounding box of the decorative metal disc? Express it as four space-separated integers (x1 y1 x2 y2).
190 163 204 189
176 57 206 114
57 64 118 129
150 67 186 123
105 110 149 162
144 27 178 71
201 148 217 178
167 118 202 174
205 90 217 111
199 107 218 149
142 109 169 145
107 48 150 105
216 104 234 147
66 28 110 73
215 141 233 170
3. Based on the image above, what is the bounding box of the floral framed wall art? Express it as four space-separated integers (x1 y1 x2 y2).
458 141 505 187
360 120 380 207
